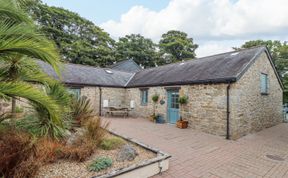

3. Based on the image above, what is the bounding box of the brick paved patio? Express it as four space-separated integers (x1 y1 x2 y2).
104 117 288 178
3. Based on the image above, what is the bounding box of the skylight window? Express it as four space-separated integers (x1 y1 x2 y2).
105 70 113 74
230 52 239 56
179 62 185 65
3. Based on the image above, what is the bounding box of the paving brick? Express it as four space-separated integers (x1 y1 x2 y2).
104 117 288 178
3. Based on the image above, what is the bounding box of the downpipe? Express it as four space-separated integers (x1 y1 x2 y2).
226 83 231 140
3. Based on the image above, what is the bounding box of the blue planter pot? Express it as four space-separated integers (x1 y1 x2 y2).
155 115 165 124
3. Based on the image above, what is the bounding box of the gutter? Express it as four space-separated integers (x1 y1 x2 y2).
126 77 237 88
226 83 231 140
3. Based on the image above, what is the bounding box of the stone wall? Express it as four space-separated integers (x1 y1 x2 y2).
181 84 228 136
0 100 11 115
126 84 228 136
125 87 168 119
229 52 283 139
1 51 281 139
80 86 126 115
81 87 100 114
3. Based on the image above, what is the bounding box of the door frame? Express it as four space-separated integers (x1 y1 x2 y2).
166 89 180 124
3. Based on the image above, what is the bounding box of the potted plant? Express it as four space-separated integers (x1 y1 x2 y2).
177 95 188 129
150 94 159 122
155 114 165 124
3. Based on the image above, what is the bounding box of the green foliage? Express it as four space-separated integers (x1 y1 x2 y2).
159 30 198 64
152 94 159 103
70 96 94 127
27 1 116 67
100 137 125 150
0 82 61 124
84 117 109 144
178 96 188 105
0 0 70 139
88 157 113 172
27 82 71 139
0 0 60 74
115 34 159 68
15 106 23 113
16 114 68 139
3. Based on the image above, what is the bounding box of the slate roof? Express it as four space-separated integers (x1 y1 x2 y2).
109 59 142 73
38 46 283 89
127 46 282 88
37 61 134 87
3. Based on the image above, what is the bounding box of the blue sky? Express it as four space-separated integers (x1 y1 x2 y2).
42 0 170 24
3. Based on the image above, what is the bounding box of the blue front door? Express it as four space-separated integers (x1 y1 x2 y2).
167 90 180 124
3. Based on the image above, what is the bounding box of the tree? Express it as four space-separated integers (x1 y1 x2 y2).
235 40 288 102
235 40 288 75
26 1 116 67
159 30 198 64
115 34 159 68
234 40 282 59
0 0 70 138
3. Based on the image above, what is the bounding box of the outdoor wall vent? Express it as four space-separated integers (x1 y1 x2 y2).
230 52 239 56
105 70 113 74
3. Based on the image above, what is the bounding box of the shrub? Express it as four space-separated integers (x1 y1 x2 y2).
58 137 95 162
100 137 125 150
57 117 109 162
0 129 38 178
16 114 68 139
83 117 109 144
88 157 113 172
35 138 64 163
70 96 94 127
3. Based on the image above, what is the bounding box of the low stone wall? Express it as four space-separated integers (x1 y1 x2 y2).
96 130 171 178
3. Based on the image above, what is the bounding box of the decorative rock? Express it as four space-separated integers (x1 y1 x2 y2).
66 128 85 145
116 144 138 162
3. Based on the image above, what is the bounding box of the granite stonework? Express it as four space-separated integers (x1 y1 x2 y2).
1 51 282 139
80 87 126 115
0 100 11 115
229 52 283 139
75 52 283 139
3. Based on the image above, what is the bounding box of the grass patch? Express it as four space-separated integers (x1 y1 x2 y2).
99 136 125 150
88 157 113 172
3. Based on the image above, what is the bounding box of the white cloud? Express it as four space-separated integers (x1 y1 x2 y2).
100 0 288 57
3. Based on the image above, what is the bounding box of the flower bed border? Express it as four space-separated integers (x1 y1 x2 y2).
93 130 171 178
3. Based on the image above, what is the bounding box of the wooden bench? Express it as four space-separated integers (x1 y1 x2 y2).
105 107 129 118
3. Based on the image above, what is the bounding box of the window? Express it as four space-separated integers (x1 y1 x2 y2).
140 89 148 105
260 73 268 94
68 88 81 98
170 92 179 109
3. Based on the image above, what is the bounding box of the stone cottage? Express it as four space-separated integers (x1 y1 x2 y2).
38 46 283 139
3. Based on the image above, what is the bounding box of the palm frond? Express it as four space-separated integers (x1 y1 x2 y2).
0 21 60 74
0 82 62 125
0 0 33 24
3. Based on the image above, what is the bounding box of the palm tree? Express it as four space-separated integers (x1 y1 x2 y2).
0 0 69 138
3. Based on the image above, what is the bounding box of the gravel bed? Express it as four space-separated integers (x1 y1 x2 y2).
35 135 156 178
